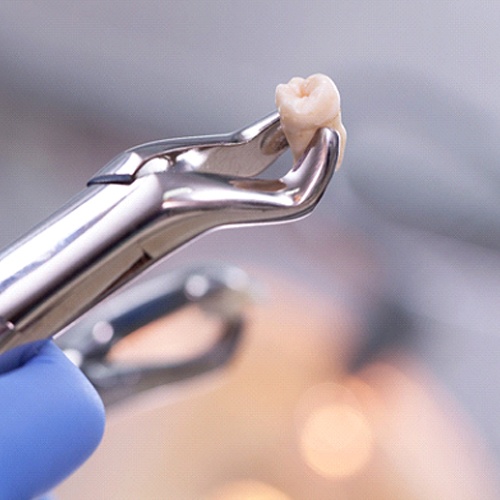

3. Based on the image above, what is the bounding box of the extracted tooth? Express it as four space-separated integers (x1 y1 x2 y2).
275 73 346 166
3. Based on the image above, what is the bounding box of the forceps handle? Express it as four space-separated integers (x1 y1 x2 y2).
0 176 167 354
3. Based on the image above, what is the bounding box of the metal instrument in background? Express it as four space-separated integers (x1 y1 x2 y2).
56 265 253 406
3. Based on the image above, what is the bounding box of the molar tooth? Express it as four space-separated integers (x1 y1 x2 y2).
275 74 346 166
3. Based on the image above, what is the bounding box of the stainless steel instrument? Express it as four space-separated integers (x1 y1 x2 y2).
56 264 253 406
0 112 339 359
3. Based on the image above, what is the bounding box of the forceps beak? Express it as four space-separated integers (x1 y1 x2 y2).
88 112 288 183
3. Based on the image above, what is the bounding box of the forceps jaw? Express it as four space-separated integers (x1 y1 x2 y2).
88 112 286 184
133 127 339 261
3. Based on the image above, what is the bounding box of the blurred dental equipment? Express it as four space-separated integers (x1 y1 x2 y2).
56 264 253 406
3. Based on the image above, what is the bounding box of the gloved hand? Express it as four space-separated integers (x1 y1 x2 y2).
0 340 105 500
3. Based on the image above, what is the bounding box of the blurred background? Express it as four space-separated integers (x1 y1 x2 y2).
1 1 499 498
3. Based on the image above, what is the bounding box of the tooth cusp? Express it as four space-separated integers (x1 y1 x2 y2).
275 73 346 165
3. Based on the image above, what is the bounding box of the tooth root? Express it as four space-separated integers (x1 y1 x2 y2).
275 74 346 166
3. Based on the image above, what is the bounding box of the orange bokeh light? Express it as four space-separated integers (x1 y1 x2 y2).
295 383 374 479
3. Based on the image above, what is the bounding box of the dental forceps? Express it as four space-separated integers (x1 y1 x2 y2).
56 264 252 406
0 111 339 356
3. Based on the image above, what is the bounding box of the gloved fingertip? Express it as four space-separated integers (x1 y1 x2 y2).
0 341 106 499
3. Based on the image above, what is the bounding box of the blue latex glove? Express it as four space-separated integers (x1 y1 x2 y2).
0 340 105 500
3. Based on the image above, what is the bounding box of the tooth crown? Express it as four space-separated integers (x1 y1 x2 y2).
276 73 346 165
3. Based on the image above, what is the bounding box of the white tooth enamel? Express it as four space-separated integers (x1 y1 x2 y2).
275 74 346 165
